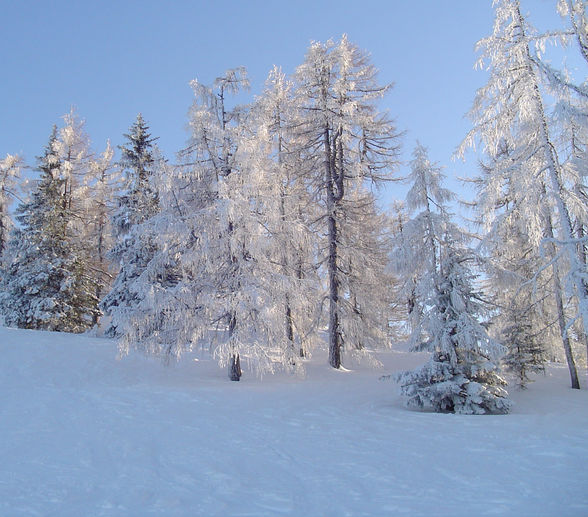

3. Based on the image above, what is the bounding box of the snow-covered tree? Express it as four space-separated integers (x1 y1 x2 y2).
397 236 511 414
467 142 554 389
0 128 99 331
557 0 588 64
337 190 394 363
460 0 588 386
54 109 117 326
0 154 22 258
101 114 161 336
391 143 454 341
294 35 400 369
247 66 321 363
85 142 118 318
118 69 300 380
501 295 548 389
387 201 411 339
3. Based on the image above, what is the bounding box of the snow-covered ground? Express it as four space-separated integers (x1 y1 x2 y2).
1 327 587 517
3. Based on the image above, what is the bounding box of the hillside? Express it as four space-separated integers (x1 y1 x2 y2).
1 326 587 516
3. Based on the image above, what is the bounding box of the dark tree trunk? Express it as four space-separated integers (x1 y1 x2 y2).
328 212 341 369
227 311 241 381
285 297 296 364
229 353 241 381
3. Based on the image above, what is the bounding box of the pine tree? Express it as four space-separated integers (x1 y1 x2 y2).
0 128 99 331
101 114 161 336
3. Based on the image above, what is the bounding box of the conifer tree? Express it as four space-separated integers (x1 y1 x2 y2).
472 143 558 388
460 0 588 358
101 114 161 336
394 144 510 413
248 66 321 364
0 128 99 331
397 237 511 414
391 143 454 346
0 154 22 259
294 35 400 369
460 0 588 387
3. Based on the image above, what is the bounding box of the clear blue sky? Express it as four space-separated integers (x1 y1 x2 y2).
0 0 570 208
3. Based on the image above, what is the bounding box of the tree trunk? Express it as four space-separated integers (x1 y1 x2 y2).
285 296 295 363
545 212 581 389
328 211 341 368
227 311 241 381
324 125 342 369
229 353 241 381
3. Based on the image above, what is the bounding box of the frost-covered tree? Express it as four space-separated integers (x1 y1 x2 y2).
337 190 394 362
248 66 321 363
294 35 400 368
468 142 553 389
86 142 117 317
397 235 511 414
101 114 161 336
119 69 296 380
387 201 411 339
0 128 99 331
557 0 588 64
0 154 22 258
460 0 588 385
53 109 117 326
391 143 454 341
501 295 547 389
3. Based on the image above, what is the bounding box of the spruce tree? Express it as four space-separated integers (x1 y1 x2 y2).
101 114 161 336
0 128 99 331
394 145 510 414
397 238 511 414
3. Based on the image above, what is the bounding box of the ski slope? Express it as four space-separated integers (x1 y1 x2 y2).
1 326 587 516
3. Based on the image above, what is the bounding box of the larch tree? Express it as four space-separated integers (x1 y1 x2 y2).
459 0 588 386
294 35 400 369
118 69 293 380
247 66 321 365
387 201 411 340
86 141 118 321
54 109 113 326
468 142 552 389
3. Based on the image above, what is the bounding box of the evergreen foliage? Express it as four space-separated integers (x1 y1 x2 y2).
101 114 161 337
0 153 22 259
0 128 99 331
397 240 511 414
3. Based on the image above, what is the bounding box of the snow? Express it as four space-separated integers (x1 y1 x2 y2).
1 327 587 516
